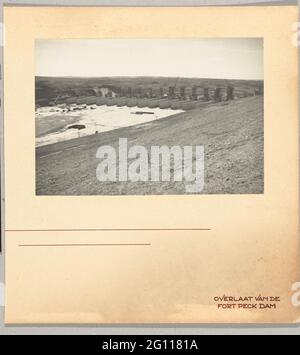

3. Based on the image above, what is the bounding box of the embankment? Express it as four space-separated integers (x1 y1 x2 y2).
36 96 264 195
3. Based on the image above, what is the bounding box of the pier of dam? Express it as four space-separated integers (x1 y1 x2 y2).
61 84 263 111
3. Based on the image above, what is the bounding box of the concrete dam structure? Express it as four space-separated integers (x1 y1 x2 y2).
62 84 263 111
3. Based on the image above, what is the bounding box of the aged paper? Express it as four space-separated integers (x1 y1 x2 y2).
4 6 300 323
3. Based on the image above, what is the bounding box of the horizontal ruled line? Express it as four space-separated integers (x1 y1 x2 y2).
7 228 211 232
19 243 152 247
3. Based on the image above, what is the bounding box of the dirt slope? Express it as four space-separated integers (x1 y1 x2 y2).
36 96 264 195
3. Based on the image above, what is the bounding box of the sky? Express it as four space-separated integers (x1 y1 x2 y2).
36 38 263 80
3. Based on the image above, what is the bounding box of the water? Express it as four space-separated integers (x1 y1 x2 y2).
36 105 184 147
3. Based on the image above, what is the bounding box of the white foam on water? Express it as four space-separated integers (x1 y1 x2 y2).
36 105 184 147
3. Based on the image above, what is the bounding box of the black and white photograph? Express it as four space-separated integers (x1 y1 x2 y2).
35 39 264 195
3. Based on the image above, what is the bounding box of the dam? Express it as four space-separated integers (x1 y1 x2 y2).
36 84 264 147
54 83 263 111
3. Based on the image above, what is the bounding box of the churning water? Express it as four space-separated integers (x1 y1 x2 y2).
36 105 184 147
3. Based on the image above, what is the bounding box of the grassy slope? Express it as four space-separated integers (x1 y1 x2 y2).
36 96 264 195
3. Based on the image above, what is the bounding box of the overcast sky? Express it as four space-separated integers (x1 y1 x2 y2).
36 38 263 80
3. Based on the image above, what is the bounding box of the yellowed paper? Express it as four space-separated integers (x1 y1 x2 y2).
4 6 300 323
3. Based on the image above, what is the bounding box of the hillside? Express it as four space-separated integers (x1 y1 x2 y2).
36 96 264 195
